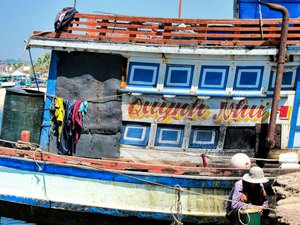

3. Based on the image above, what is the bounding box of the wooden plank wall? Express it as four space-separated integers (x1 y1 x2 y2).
35 13 300 47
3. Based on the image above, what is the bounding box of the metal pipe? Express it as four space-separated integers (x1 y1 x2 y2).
258 2 289 148
178 0 182 18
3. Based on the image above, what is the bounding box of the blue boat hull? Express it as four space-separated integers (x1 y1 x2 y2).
0 155 235 224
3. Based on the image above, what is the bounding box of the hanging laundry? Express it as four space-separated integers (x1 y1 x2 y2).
59 99 76 155
72 99 83 144
79 100 88 128
54 97 65 143
51 97 88 155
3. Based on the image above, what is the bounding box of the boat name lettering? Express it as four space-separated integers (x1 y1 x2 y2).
213 99 271 124
128 98 271 124
128 98 210 123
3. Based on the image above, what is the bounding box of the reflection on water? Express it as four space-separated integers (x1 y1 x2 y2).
0 217 37 225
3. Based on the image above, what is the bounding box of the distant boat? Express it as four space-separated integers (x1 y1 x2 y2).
0 75 16 88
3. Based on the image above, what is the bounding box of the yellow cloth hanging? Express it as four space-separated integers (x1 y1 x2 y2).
54 97 65 143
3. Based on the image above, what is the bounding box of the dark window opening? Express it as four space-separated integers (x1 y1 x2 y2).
224 127 256 149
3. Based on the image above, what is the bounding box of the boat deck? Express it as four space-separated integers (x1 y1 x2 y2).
0 146 297 179
32 13 300 47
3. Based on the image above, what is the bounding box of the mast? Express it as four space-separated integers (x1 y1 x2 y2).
178 0 182 18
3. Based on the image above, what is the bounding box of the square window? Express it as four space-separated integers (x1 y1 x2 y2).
170 70 188 84
234 66 263 90
164 65 194 89
239 72 258 86
223 127 255 149
121 122 150 146
155 125 184 147
283 71 294 85
269 70 296 91
132 68 156 83
204 71 223 85
127 62 159 87
126 127 144 140
189 127 219 149
195 130 213 143
161 129 179 142
199 66 229 90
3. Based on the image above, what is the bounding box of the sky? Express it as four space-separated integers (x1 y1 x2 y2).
0 0 233 61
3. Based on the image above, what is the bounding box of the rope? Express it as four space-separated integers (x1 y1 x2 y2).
171 185 183 225
33 147 43 171
0 138 40 147
0 139 18 145
204 154 279 162
0 138 278 212
0 138 43 171
238 208 251 225
21 148 278 212
45 93 122 103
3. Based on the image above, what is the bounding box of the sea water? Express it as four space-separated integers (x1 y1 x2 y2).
0 216 225 225
0 217 37 225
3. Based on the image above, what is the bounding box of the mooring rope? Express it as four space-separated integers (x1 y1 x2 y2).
30 149 279 211
171 185 183 225
0 138 278 213
0 138 43 171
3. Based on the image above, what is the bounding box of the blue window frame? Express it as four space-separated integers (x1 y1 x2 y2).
269 69 298 91
189 127 219 149
198 66 229 90
127 62 160 88
164 64 194 89
154 125 184 147
121 122 150 146
234 66 264 91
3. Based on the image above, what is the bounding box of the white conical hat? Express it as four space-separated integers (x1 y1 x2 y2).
242 166 269 183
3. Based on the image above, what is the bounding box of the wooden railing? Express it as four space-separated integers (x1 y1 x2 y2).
34 13 300 47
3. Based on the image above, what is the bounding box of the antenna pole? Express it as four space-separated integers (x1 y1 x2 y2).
178 0 182 18
74 0 77 8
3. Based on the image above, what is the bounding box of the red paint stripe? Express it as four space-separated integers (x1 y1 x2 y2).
0 147 220 175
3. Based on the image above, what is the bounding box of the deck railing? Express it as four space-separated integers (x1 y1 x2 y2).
34 13 300 46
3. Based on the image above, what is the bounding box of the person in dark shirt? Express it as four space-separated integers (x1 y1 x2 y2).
226 166 269 224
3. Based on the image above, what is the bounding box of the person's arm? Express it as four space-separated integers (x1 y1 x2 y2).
252 186 269 212
230 181 248 210
261 187 269 209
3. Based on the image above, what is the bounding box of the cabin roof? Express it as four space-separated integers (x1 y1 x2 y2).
28 13 300 55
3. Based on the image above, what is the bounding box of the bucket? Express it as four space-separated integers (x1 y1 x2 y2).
239 208 261 225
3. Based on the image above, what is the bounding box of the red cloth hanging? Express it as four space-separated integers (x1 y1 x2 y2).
72 99 83 144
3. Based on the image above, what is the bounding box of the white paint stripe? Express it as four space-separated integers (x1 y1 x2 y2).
28 39 279 56
0 166 228 217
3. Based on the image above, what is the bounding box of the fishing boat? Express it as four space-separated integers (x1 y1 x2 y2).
1 0 300 224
